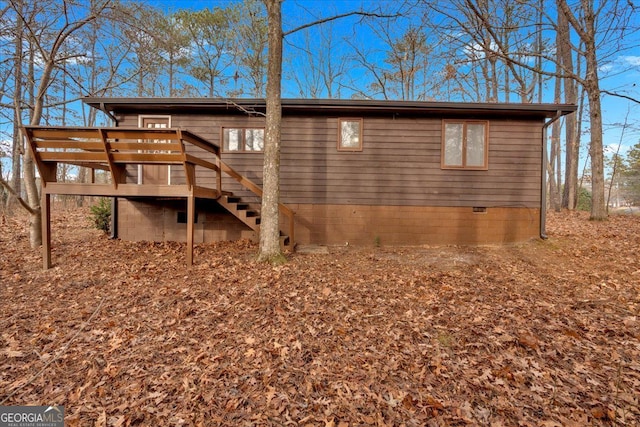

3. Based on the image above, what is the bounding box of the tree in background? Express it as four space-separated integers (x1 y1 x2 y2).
175 7 237 97
233 0 268 97
120 4 167 96
5 0 26 211
434 0 544 103
381 26 432 100
153 12 191 96
620 142 640 206
347 16 436 100
0 0 112 247
557 1 579 210
438 0 638 219
286 20 348 99
556 0 606 220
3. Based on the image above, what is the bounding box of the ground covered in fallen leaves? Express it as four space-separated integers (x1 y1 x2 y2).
1 205 639 426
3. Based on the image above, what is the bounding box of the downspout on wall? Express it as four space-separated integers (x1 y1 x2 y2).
540 110 563 239
99 102 119 124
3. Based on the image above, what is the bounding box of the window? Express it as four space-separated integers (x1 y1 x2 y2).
223 128 264 152
338 118 363 151
442 120 488 169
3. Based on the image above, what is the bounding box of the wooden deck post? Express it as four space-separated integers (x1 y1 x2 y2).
216 157 222 196
42 191 52 269
187 195 195 266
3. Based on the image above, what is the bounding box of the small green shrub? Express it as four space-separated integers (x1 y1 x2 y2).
577 187 592 212
90 198 111 233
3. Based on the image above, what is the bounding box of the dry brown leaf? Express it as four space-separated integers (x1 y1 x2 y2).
94 410 106 427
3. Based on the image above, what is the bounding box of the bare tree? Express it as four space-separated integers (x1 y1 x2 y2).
7 0 25 210
556 0 608 220
346 17 435 100
435 0 544 103
548 64 562 211
120 4 167 96
234 0 269 97
556 2 579 210
257 2 402 261
175 7 237 97
0 0 112 248
286 21 348 98
435 0 638 219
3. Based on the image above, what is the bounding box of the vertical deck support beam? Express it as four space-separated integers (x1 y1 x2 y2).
187 194 195 266
42 191 52 269
288 211 295 250
216 157 222 197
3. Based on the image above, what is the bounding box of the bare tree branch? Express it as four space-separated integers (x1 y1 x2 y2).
601 89 640 104
0 169 36 215
284 10 400 37
224 99 266 117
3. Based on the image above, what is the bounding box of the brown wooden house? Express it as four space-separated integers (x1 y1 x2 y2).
26 98 575 267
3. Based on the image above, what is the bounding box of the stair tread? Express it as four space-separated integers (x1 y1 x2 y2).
218 191 292 250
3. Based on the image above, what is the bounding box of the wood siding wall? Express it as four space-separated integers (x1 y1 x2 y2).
119 113 543 209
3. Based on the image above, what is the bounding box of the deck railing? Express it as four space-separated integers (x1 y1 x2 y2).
22 126 295 267
219 160 295 249
23 126 222 197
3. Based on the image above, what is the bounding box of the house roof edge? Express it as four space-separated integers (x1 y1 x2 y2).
83 97 577 118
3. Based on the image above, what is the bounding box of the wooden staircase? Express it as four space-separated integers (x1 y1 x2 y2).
22 125 295 269
217 193 293 250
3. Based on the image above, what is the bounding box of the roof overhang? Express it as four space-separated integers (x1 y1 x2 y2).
84 97 577 120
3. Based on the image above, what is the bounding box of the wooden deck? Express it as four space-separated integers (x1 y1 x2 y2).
23 126 294 269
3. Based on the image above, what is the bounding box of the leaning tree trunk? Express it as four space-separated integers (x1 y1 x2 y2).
23 148 42 247
257 0 285 263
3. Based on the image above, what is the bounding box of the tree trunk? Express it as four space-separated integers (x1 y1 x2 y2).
9 117 22 211
581 3 605 220
8 0 24 211
557 0 606 220
549 69 562 211
557 1 578 210
585 71 605 219
257 0 285 263
9 0 42 247
21 58 57 248
23 148 42 247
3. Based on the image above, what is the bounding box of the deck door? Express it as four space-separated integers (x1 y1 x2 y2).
139 116 171 185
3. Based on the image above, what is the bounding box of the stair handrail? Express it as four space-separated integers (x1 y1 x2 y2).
218 159 295 247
